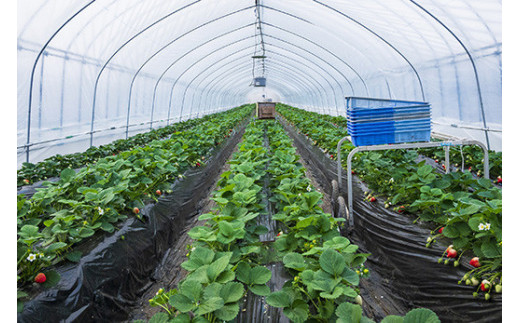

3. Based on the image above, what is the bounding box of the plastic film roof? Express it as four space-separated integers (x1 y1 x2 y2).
17 0 502 166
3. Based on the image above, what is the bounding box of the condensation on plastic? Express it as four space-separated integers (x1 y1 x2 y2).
17 118 249 323
17 0 502 167
280 118 501 323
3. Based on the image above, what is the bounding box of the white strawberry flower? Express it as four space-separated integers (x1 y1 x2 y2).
306 185 312 192
98 207 104 215
478 223 491 231
27 253 37 262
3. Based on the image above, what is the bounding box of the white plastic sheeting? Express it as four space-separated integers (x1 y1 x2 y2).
17 0 502 167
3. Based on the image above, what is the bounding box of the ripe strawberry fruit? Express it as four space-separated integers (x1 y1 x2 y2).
23 179 30 184
277 231 283 237
351 170 355 175
34 273 46 283
156 190 162 196
480 280 491 292
469 257 481 268
497 177 502 184
330 154 334 159
447 248 457 258
133 207 140 214
439 227 444 234
435 159 439 163
370 197 376 202
196 162 201 167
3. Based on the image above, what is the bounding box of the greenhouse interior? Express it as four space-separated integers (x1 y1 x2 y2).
14 0 511 322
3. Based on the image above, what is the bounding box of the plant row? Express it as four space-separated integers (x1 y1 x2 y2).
17 106 251 187
144 119 439 322
17 105 254 299
276 104 502 301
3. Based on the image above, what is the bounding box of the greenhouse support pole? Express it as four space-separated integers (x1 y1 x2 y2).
25 0 95 162
38 53 45 132
409 0 490 150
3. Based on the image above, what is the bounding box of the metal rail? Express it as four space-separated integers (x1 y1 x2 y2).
336 137 489 218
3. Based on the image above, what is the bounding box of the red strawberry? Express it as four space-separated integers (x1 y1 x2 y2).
23 179 30 184
435 159 439 163
351 170 355 175
439 227 444 234
34 273 46 283
156 190 162 196
397 209 404 213
447 248 457 258
497 177 502 184
133 207 140 214
468 166 472 171
196 162 201 167
277 231 283 237
480 280 491 292
330 154 334 159
442 164 446 170
370 197 376 202
469 257 481 268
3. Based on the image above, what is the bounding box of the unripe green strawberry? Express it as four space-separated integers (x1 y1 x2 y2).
473 292 479 298
471 277 479 286
485 293 491 301
454 260 460 267
495 284 502 293
465 279 471 285
438 258 443 264
444 259 450 265
355 295 363 306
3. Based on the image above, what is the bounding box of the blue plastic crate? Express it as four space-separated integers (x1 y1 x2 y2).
347 119 431 132
350 128 431 146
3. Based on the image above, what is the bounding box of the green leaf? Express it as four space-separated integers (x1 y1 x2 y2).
249 284 271 296
336 302 363 323
20 224 39 236
60 168 76 182
215 270 235 284
417 165 433 177
283 252 307 271
17 301 23 313
65 251 82 263
283 299 309 323
468 217 482 231
459 204 481 216
170 294 196 312
180 280 202 301
320 248 346 276
341 268 360 286
207 253 232 282
42 270 60 288
100 222 114 232
197 297 225 315
45 242 67 253
148 312 170 323
214 302 240 321
220 282 244 303
403 308 440 323
171 313 191 323
266 290 292 308
442 225 459 238
250 266 272 285
481 240 500 258
381 315 404 323
295 217 314 229
182 247 215 272
235 261 251 284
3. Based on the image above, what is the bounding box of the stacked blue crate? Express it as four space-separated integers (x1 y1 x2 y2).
346 97 431 146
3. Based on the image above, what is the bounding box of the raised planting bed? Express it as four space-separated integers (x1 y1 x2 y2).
277 104 502 322
17 106 254 319
141 119 440 323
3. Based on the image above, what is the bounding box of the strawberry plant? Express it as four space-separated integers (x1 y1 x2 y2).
17 105 254 296
277 104 502 300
